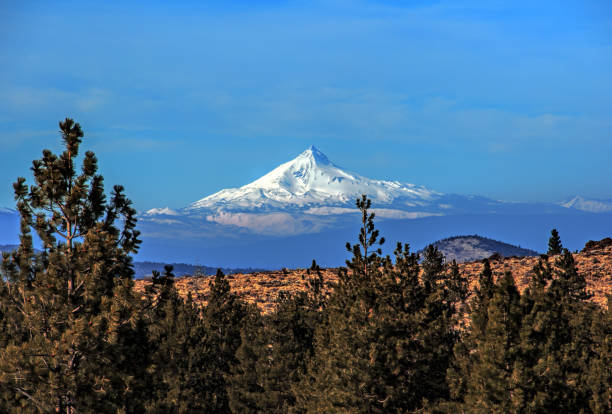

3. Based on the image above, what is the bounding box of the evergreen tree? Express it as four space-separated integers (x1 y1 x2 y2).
461 272 525 412
142 265 219 413
421 244 445 289
553 248 591 301
447 261 518 411
471 258 495 337
541 248 596 412
516 259 563 412
202 269 249 413
547 228 563 255
587 294 612 413
514 251 596 412
299 196 461 413
227 307 266 414
297 196 393 412
0 118 142 413
445 260 469 309
229 261 326 413
419 246 464 408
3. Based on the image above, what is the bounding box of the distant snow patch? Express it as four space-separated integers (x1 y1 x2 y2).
145 207 180 216
561 196 612 213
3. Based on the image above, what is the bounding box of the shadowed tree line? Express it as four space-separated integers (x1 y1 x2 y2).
0 120 610 413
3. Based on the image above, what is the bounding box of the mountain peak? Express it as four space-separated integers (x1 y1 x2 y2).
561 195 612 213
185 145 439 213
299 145 331 165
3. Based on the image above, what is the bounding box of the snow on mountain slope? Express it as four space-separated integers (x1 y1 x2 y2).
186 146 441 213
140 146 587 236
561 196 612 213
145 207 179 216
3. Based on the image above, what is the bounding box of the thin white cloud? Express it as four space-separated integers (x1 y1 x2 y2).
205 211 328 235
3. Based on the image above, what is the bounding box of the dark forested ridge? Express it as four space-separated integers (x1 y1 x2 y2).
1 120 610 413
0 246 261 279
132 261 262 279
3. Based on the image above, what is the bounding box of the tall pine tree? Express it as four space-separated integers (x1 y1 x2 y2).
299 196 463 413
447 257 496 406
587 294 612 413
547 228 563 255
229 260 326 413
461 271 525 412
202 269 249 413
142 265 220 413
0 118 142 413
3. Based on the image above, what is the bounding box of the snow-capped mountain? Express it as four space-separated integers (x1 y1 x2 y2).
143 145 493 234
141 146 606 237
560 196 612 213
186 146 441 213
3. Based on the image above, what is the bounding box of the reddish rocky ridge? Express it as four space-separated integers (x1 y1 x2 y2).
134 239 612 313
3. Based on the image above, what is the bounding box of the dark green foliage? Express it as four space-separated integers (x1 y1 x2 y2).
297 196 463 413
227 308 266 413
446 259 496 406
547 228 563 255
587 294 612 413
449 248 606 413
421 243 445 287
553 248 592 301
513 251 601 413
201 269 250 413
142 265 220 413
0 119 142 413
229 261 326 413
459 272 525 412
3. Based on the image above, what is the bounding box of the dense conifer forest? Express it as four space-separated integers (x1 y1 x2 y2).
1 119 610 413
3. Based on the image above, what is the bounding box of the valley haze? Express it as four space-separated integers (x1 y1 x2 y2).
4 146 609 269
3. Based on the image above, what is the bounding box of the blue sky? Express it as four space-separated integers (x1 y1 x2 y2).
1 0 611 211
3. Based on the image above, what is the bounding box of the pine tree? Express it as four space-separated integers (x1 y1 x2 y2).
421 244 445 289
202 269 249 413
418 245 463 408
447 260 496 407
541 248 596 412
299 196 461 413
229 260 327 413
471 258 495 337
0 118 142 413
547 228 563 255
587 294 612 413
445 260 469 309
141 265 220 413
296 195 384 412
516 259 562 412
227 307 266 414
553 248 591 301
515 251 597 413
461 272 525 412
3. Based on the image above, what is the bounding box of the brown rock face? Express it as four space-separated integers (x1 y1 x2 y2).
582 237 612 253
134 243 612 313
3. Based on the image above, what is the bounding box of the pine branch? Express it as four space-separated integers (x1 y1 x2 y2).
15 387 48 411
